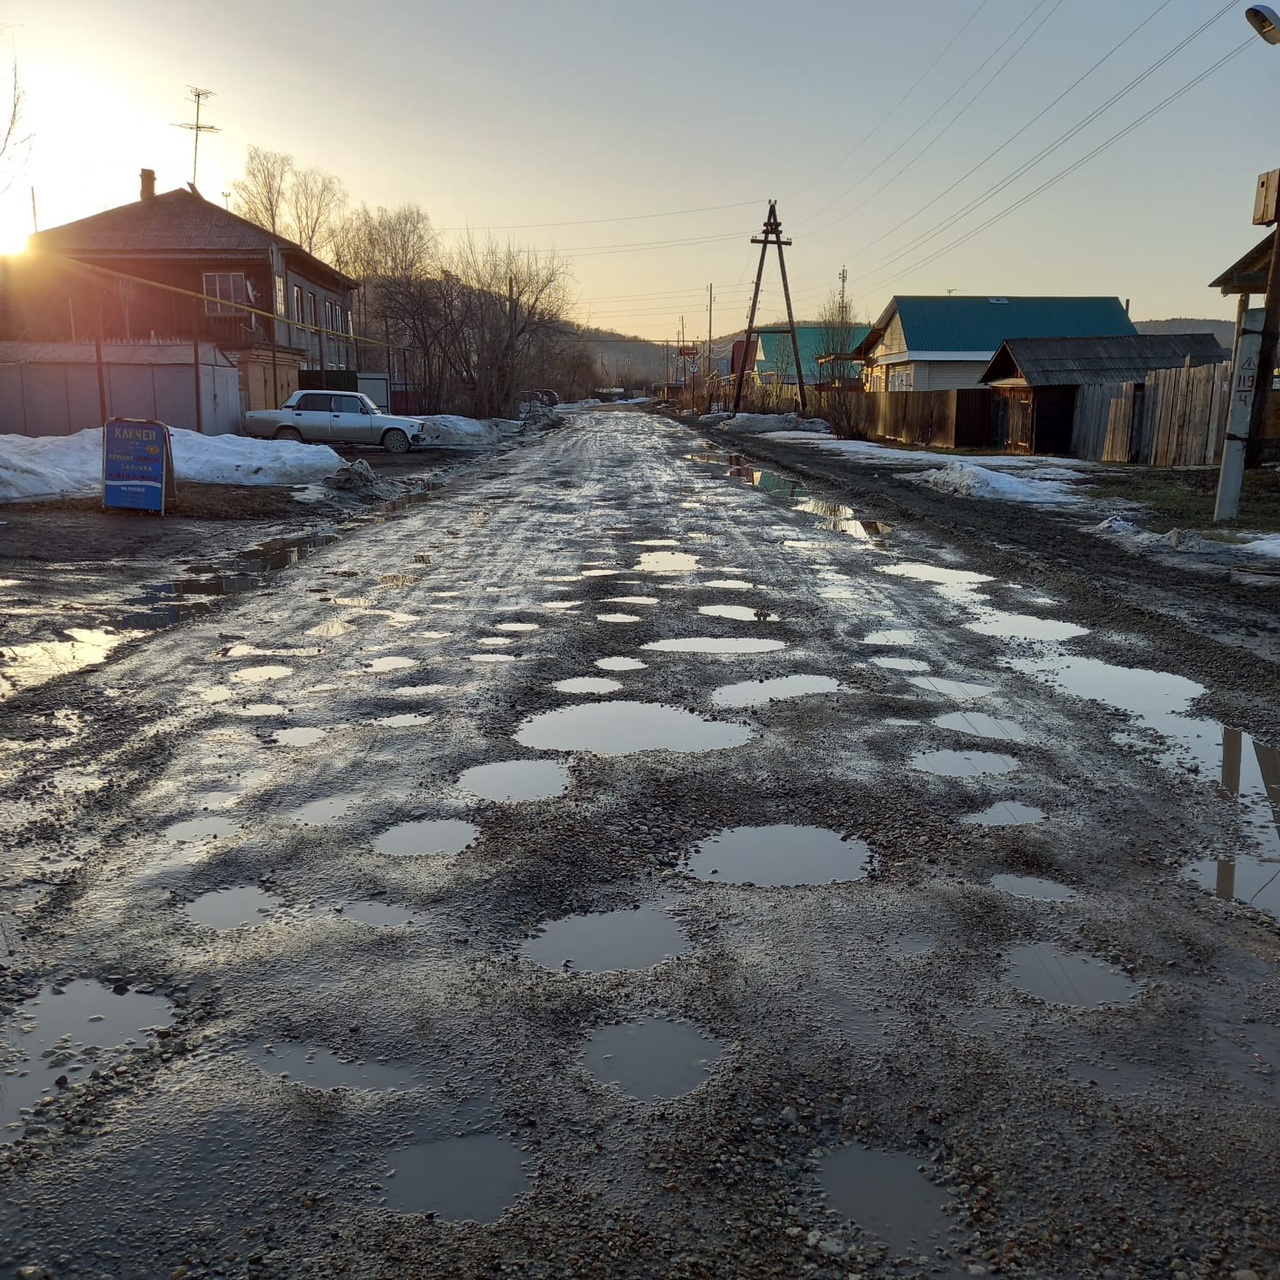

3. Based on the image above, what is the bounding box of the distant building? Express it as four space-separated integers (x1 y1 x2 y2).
854 296 1138 393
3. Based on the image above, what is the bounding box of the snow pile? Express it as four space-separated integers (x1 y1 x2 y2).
725 413 832 435
1236 533 1280 559
911 460 1086 507
411 416 521 448
1094 516 1225 556
0 427 344 502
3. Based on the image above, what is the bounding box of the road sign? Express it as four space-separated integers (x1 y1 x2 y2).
102 418 177 515
677 345 698 358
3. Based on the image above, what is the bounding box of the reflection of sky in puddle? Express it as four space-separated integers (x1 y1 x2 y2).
871 655 929 673
933 711 1027 742
1003 942 1139 1007
495 622 540 632
604 596 659 606
377 1134 531 1221
878 563 992 588
581 1018 722 1099
244 1041 423 1091
287 794 360 824
523 903 686 971
686 824 870 885
711 674 839 708
911 749 1018 778
458 760 570 801
703 578 755 590
165 815 239 842
274 726 326 747
965 610 1089 642
635 551 701 573
990 874 1077 901
231 664 293 683
910 675 996 701
597 612 641 623
596 656 647 672
699 604 778 622
374 819 477 857
794 497 892 541
1185 854 1280 916
864 628 917 646
642 637 786 655
515 701 753 755
962 801 1046 827
0 628 141 698
185 886 282 930
555 676 623 695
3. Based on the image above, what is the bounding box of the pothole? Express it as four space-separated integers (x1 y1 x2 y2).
243 1041 424 1091
933 711 1027 741
965 611 1089 642
316 900 426 927
1184 855 1280 916
367 656 416 673
495 622 540 633
185 886 283 930
604 596 659 606
871 656 930 672
635 551 701 574
641 637 786 655
911 750 1018 777
376 1134 531 1221
990 874 1077 901
274 727 327 747
580 1017 723 1100
286 794 360 825
471 654 517 663
710 674 840 708
698 605 779 622
522 904 686 972
554 677 623 696
703 578 755 590
961 801 1046 827
230 665 293 684
909 676 995 700
514 701 753 755
457 760 570 802
1003 942 1139 1007
597 613 642 623
864 628 917 646
374 819 478 857
596 657 647 672
684 825 870 885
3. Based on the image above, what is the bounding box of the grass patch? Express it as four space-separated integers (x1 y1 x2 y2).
1085 466 1280 533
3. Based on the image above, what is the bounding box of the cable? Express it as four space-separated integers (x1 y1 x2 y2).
850 0 1238 285
856 36 1254 294
432 198 764 234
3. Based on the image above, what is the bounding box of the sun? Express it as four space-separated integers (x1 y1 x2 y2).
0 201 32 254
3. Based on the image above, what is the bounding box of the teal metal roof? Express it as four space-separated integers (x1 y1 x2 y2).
756 325 873 383
883 296 1135 355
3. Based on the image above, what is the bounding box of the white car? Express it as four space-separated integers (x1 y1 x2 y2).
242 391 425 454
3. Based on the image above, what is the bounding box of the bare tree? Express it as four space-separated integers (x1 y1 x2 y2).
285 166 346 256
1 56 30 197
232 146 293 235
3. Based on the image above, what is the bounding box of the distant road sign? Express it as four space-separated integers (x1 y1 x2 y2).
677 345 698 358
102 418 176 514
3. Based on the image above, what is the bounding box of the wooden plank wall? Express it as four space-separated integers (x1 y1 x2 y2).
833 389 994 448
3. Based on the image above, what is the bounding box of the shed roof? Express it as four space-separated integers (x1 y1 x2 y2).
1209 230 1274 295
980 333 1229 388
30 188 356 291
756 324 872 382
854 295 1137 360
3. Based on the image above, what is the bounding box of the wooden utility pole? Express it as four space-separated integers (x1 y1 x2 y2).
731 201 807 417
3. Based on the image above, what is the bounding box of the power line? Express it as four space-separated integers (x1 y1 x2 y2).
856 36 1255 294
850 0 1239 287
432 198 764 233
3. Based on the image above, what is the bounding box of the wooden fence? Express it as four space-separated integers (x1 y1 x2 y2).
1071 361 1231 465
832 388 994 449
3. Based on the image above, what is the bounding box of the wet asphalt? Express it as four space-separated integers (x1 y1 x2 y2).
0 410 1278 1280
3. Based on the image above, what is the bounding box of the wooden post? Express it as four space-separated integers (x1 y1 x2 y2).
192 300 204 433
776 227 807 416
1247 226 1280 466
94 292 108 425
732 207 773 416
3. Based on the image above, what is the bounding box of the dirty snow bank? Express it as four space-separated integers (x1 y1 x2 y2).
0 428 345 502
1096 515 1280 559
719 413 831 435
912 460 1087 507
412 416 522 448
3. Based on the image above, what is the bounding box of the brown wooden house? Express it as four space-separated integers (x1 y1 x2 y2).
0 169 358 413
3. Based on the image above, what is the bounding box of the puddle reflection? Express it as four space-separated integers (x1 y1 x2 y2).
515 701 753 756
522 904 686 971
377 1134 531 1221
710 674 840 708
1003 942 1139 1007
581 1017 723 1100
685 824 870 885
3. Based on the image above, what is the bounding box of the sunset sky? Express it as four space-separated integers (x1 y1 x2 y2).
0 0 1274 340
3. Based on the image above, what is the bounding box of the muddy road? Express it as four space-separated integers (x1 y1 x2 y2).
1 410 1277 1280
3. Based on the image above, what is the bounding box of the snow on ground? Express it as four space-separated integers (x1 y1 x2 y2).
911 460 1087 507
0 428 345 502
719 413 831 436
1236 533 1280 558
412 416 521 448
1096 517 1280 560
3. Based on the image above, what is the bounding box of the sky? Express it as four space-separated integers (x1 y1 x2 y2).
0 0 1275 341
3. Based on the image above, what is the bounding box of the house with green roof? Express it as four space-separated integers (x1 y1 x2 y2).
752 323 873 391
854 296 1136 394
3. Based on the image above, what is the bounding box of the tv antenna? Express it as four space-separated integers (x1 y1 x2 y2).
173 86 219 189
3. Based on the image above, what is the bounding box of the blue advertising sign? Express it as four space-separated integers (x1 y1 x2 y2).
102 419 176 514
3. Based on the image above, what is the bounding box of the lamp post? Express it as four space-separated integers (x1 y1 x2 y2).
1213 7 1280 521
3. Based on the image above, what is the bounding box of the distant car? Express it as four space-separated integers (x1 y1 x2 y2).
242 391 425 454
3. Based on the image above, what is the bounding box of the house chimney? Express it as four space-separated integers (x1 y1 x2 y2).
140 168 156 201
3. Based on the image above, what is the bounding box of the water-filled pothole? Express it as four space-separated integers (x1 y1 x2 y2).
367 656 416 673
597 613 642 623
685 825 870 885
374 819 478 857
471 653 517 663
274 727 326 747
966 611 1089 642
286 794 360 825
1003 942 1139 1007
554 677 623 696
377 1134 531 1221
864 628 917 646
704 578 755 590
1184 855 1280 916
710 674 840 708
818 1144 960 1270
990 874 1077 901
457 760 570 802
699 605 779 622
871 656 930 672
933 711 1027 741
514 701 753 756
185 886 283 930
636 551 700 573
522 904 686 971
596 657 647 672
961 801 1046 827
495 622 540 632
604 596 659 606
318 899 426 927
244 1041 423 1091
910 676 995 700
231 664 293 684
911 749 1018 777
0 980 173 1140
581 1017 723 1100
642 637 786 655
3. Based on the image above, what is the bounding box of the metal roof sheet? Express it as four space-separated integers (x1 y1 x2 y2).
1209 230 1274 295
756 324 872 382
980 333 1229 387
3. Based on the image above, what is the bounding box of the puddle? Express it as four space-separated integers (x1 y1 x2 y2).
230 702 285 717
818 1145 960 1271
286 794 360 825
581 569 621 578
1003 942 1139 1007
374 712 434 727
542 601 581 611
703 578 755 590
894 931 934 956
0 628 142 699
199 686 235 703
991 874 1078 901
243 1040 422 1091
377 1134 530 1221
374 819 478 857
0 980 173 1140
604 596 659 606
522 904 686 971
514 701 753 756
632 539 681 547
597 613 642 623
457 760 570 802
933 711 1027 742
641 637 786 655
911 749 1018 777
961 802 1046 827
699 604 779 622
185 886 283 930
910 675 996 701
367 656 416 673
230 665 293 684
495 622 540 632
274 727 326 747
580 1017 723 1100
635 551 701 574
965 611 1089 642
736 466 807 499
794 498 892 540
871 656 930 673
319 899 426 927
477 637 514 647
596 657 647 672
685 824 870 885
1184 855 1280 916
864 628 917 646
554 677 623 695
879 563 992 588
710 674 840 708
164 815 239 842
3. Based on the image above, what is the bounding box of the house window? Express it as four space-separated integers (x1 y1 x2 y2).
203 272 247 317
346 308 354 336
325 299 333 333
307 292 317 328
274 276 286 317
292 284 303 322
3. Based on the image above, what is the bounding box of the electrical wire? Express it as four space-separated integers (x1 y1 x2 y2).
431 198 765 234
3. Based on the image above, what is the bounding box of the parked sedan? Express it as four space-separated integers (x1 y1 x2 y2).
242 391 425 453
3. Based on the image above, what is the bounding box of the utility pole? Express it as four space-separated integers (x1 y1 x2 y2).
732 200 807 417
839 265 848 322
707 283 714 407
30 187 37 233
174 86 219 189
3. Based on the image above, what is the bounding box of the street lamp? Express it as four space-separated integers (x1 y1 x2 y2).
1214 7 1280 521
